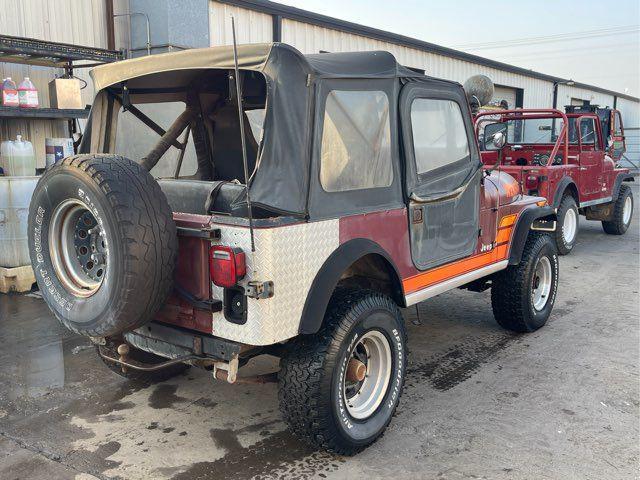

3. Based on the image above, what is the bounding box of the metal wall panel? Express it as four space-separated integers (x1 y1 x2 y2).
0 0 121 167
281 19 553 108
209 1 272 45
556 84 615 110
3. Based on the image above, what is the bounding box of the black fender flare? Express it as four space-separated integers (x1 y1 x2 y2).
298 238 403 335
508 206 557 265
612 173 634 199
552 176 579 208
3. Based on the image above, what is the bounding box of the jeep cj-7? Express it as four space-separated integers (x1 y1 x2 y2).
476 107 634 255
29 43 559 454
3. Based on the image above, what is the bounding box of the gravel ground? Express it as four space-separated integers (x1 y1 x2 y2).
0 184 638 480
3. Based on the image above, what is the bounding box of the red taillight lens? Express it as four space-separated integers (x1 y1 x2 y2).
525 175 539 190
209 246 246 288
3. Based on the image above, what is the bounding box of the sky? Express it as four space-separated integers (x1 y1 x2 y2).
278 0 640 97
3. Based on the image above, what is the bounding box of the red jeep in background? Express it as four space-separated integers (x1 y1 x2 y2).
476 107 634 254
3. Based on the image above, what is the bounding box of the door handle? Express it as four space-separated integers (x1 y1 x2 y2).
579 167 588 171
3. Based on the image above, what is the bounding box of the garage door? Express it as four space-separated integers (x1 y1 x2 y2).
492 86 517 109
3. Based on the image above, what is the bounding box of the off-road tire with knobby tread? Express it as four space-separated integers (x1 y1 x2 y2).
278 288 407 455
602 183 633 235
491 232 558 332
28 154 177 337
555 194 579 255
96 340 189 383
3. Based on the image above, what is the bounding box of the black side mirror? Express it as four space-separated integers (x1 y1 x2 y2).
484 122 508 151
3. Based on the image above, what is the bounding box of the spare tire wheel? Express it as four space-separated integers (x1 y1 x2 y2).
28 154 177 337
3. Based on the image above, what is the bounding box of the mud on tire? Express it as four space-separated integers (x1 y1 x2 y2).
602 184 633 235
28 154 177 337
491 233 558 333
278 288 407 455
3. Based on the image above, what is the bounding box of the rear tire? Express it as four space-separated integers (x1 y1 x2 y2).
278 289 407 455
28 155 177 337
555 194 579 255
491 233 558 333
602 184 633 235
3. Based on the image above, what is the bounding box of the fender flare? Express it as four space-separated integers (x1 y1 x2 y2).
612 173 634 199
298 238 403 335
508 206 557 265
552 176 578 208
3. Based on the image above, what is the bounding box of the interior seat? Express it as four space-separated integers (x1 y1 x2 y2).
158 179 272 218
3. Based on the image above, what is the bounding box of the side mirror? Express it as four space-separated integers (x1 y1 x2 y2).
483 123 508 151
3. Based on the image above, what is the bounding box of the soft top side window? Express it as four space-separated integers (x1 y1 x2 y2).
410 98 470 175
319 90 393 192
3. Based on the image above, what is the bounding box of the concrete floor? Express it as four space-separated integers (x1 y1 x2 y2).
0 184 638 480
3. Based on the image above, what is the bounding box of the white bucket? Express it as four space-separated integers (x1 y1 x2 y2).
0 135 36 176
0 177 39 268
45 138 74 167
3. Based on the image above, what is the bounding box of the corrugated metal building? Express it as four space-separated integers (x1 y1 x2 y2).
2 0 639 168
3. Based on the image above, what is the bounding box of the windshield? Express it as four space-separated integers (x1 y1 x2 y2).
504 117 597 146
506 118 564 144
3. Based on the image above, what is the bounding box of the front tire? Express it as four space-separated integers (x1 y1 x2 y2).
278 289 407 455
555 194 579 255
602 184 633 235
491 233 558 332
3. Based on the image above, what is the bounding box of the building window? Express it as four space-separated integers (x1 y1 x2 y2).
320 90 393 192
410 98 470 175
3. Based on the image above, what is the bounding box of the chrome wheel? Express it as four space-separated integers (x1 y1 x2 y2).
562 207 577 245
532 256 552 311
49 199 108 297
623 196 632 225
343 330 392 420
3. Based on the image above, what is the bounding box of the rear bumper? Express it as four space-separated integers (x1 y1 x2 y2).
124 321 242 363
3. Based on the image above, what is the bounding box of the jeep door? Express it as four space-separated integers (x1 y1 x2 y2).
610 110 626 161
400 82 481 270
575 117 605 201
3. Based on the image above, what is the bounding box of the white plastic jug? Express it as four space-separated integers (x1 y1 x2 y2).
0 176 39 268
0 135 36 176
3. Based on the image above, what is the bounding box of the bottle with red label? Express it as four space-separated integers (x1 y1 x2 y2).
2 77 19 107
18 77 39 108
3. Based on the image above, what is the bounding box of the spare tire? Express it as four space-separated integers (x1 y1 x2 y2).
28 154 177 337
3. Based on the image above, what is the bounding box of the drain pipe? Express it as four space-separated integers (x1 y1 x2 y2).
105 0 116 50
114 12 151 56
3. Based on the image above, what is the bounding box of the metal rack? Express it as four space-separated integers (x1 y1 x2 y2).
0 34 123 138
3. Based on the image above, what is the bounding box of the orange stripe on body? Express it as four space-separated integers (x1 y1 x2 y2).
403 213 517 294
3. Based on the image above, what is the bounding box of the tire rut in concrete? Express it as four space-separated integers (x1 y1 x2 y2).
405 332 520 391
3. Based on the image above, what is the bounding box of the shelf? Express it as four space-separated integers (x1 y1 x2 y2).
0 34 122 68
0 106 90 120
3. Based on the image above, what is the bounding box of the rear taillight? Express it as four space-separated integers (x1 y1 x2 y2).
525 175 539 190
209 246 246 288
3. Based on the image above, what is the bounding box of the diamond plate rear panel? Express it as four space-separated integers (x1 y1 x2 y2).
211 220 339 345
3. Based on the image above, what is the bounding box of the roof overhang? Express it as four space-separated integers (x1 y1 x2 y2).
90 43 274 91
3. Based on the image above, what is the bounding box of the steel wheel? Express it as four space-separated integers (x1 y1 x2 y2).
531 256 552 311
562 207 577 245
623 195 632 225
343 330 392 420
49 199 108 297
